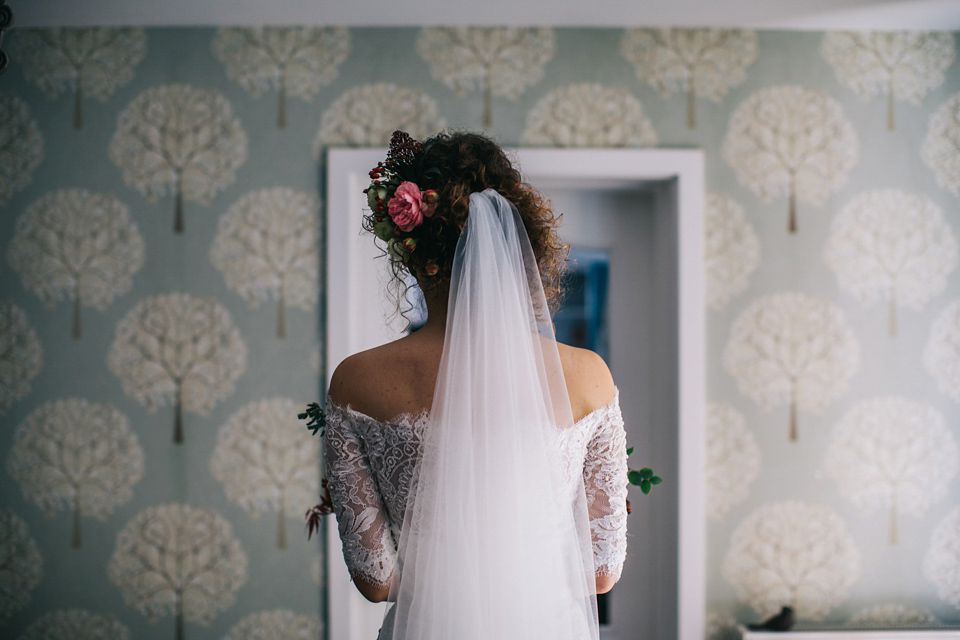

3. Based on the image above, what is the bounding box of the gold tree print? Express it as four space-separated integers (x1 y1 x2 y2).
924 299 960 406
7 189 145 339
822 31 955 130
209 187 319 338
723 501 860 621
18 609 130 640
0 94 44 207
620 28 757 128
723 292 859 441
705 192 760 311
212 27 350 128
107 293 247 444
705 402 760 520
0 509 43 622
417 27 555 128
923 506 960 609
722 85 859 233
922 92 960 200
210 398 320 549
823 190 957 336
109 84 248 234
7 398 145 549
12 27 146 129
522 83 658 147
223 610 322 640
108 504 247 640
822 397 959 545
0 300 42 416
312 83 446 154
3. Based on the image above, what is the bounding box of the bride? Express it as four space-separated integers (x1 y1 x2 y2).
323 131 628 639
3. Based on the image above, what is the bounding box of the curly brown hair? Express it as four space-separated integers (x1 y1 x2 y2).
362 131 568 309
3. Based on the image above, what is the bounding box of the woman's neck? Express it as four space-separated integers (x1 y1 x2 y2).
415 287 448 338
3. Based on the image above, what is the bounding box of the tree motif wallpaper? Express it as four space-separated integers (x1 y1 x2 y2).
0 25 958 638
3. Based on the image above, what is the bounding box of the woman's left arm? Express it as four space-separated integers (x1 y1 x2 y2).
324 404 397 602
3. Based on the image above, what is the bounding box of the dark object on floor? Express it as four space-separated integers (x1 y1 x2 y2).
747 606 795 632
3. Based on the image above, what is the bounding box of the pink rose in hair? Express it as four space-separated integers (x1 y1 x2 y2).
388 181 425 231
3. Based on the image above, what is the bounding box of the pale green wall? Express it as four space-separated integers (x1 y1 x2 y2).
1 26 958 638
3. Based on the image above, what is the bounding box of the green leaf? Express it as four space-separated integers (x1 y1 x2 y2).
299 402 327 437
626 447 634 456
640 480 651 494
640 468 653 479
628 470 643 486
651 476 662 485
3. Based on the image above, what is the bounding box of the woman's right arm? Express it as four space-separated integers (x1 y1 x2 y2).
563 346 628 593
572 351 628 594
583 395 629 594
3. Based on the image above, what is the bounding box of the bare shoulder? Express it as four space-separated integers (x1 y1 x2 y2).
328 335 442 422
556 343 616 421
328 347 384 411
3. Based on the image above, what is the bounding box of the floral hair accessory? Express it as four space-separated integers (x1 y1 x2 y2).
389 181 430 232
363 131 441 254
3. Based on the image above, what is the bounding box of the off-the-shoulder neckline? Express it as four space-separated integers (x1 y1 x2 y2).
326 387 619 429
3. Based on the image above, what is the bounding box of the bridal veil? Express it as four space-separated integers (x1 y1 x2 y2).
386 189 600 639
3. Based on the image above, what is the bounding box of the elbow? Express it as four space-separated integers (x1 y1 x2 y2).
361 587 391 603
595 573 618 595
354 576 392 603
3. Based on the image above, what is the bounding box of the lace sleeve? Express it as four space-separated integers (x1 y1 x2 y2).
582 394 628 579
323 402 397 587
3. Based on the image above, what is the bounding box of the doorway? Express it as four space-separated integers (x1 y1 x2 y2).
545 183 677 639
325 148 705 640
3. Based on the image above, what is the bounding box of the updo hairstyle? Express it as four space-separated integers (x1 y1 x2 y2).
362 131 568 307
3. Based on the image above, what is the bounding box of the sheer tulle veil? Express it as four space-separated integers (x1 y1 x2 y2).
385 189 600 640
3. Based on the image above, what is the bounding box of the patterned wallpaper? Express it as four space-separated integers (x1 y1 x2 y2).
0 25 958 638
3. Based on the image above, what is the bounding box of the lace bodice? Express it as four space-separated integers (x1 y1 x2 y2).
323 391 629 588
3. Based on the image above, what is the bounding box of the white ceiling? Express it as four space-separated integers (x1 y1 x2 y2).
11 0 960 30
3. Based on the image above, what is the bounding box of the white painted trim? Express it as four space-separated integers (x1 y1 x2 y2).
326 147 705 640
326 149 395 640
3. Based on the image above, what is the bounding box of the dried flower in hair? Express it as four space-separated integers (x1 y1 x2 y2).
363 131 441 253
388 130 423 167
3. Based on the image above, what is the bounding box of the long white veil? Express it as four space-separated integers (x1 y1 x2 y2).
386 189 600 640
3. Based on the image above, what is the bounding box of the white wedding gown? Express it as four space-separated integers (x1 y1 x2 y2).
324 189 629 640
324 391 629 637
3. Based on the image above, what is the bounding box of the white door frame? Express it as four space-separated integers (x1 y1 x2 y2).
326 147 705 640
